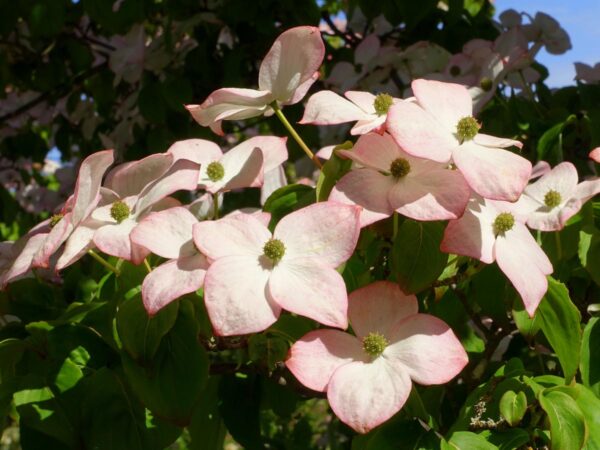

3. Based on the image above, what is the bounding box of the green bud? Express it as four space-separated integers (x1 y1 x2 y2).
480 77 493 92
110 201 130 224
390 158 411 179
493 212 515 235
49 214 64 228
456 116 480 142
362 332 389 357
544 190 562 209
373 93 394 116
206 161 225 182
263 238 285 263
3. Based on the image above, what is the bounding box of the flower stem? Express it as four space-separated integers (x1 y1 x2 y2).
88 249 120 276
554 231 563 261
143 258 152 273
392 212 399 240
212 193 220 219
270 102 322 170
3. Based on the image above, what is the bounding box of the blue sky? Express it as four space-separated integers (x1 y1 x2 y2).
495 0 600 86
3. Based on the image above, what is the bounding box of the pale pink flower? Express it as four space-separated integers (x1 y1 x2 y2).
329 133 470 227
167 136 288 196
521 162 600 231
387 79 531 201
300 91 400 135
186 26 324 135
590 147 600 163
286 281 467 433
192 202 361 336
91 154 199 263
531 160 551 179
131 207 209 315
31 150 115 269
522 12 571 55
0 221 50 289
441 196 553 316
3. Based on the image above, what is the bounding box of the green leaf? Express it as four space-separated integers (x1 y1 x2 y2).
81 368 180 450
116 294 179 363
444 431 498 449
188 377 226 450
499 390 527 426
480 429 530 450
539 389 587 450
219 374 263 448
122 301 209 425
361 418 440 450
263 183 315 227
579 228 600 285
315 142 353 202
391 220 448 293
537 122 564 163
551 384 600 450
581 317 600 397
537 277 582 382
138 83 167 124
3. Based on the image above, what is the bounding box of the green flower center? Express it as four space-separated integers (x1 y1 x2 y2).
390 158 411 179
493 212 515 235
373 93 394 116
456 116 480 142
263 238 285 263
480 77 493 92
206 161 225 182
110 201 130 224
362 332 388 357
544 190 562 209
49 214 63 228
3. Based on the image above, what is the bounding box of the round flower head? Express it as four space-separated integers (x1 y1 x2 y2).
193 202 361 336
521 161 600 231
330 133 470 227
286 281 468 433
386 79 531 201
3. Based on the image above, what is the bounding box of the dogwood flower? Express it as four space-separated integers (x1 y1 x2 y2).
286 281 468 433
131 207 209 315
0 222 51 288
193 202 361 335
329 133 470 227
520 162 600 231
575 62 600 84
590 147 600 163
167 136 288 196
386 79 531 201
441 196 553 316
300 91 400 135
186 26 324 135
92 153 199 263
30 150 115 269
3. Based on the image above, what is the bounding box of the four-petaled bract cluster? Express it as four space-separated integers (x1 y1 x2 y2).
2 25 600 434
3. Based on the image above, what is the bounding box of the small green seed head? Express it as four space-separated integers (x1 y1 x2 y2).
390 158 411 179
263 238 285 263
373 93 394 116
456 116 480 142
362 332 389 358
110 201 130 224
544 190 562 209
480 77 493 92
206 161 225 182
493 212 515 235
49 214 63 228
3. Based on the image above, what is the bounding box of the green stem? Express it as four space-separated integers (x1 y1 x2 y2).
143 258 152 273
392 212 399 240
88 249 120 276
555 231 563 261
270 102 322 170
212 193 220 220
